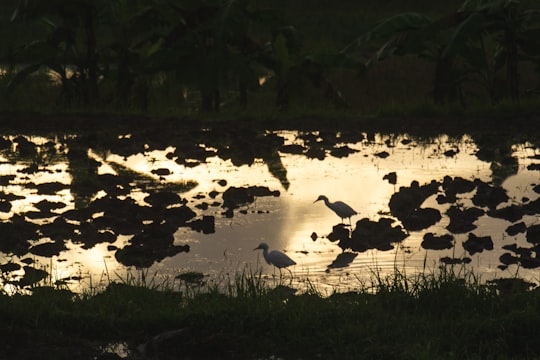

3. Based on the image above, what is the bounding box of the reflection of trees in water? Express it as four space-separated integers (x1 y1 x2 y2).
0 129 291 289
473 132 520 186
0 127 539 290
320 174 540 274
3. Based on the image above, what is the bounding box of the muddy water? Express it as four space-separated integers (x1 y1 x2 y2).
156 133 538 293
0 129 539 294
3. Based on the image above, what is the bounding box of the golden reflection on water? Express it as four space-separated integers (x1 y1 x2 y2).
2 132 539 294
141 133 507 293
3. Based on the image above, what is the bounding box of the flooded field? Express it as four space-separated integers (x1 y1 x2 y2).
0 124 539 294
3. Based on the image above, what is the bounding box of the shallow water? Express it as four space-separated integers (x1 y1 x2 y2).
0 129 539 294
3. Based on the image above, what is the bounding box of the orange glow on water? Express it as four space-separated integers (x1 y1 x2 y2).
1 132 539 294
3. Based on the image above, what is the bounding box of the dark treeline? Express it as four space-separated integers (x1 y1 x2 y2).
1 0 540 114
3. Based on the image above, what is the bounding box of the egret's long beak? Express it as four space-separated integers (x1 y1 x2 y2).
253 246 260 250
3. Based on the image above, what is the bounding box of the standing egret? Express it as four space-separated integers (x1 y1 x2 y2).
253 242 296 277
314 195 357 225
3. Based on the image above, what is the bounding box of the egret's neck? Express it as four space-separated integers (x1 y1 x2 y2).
262 248 270 264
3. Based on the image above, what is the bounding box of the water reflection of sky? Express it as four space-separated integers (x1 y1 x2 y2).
2 132 540 294
130 133 514 293
100 133 539 293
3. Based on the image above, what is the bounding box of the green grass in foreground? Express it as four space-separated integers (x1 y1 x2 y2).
1 267 540 359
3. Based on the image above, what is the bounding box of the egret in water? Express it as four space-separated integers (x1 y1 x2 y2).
314 195 357 225
253 242 296 276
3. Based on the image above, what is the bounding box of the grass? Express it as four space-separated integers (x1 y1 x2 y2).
1 266 540 359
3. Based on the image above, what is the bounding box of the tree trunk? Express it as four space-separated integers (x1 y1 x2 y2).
504 12 519 103
433 51 459 105
117 43 133 106
82 3 99 107
239 80 247 108
201 89 220 112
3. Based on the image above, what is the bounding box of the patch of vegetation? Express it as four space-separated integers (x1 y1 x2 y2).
0 0 539 119
1 267 540 359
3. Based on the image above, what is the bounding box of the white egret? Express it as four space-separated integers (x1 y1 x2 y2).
253 242 296 276
314 195 357 225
